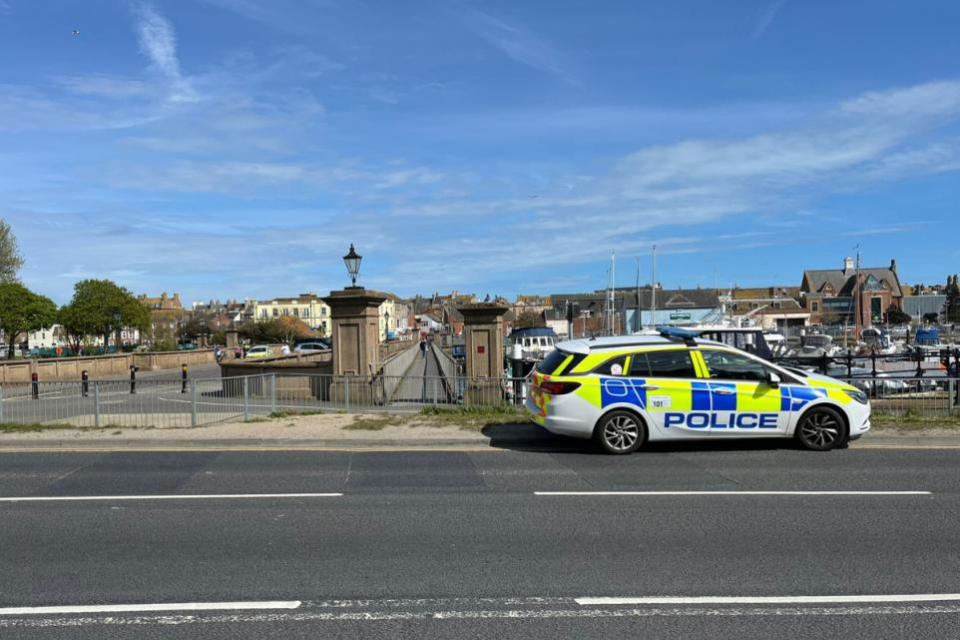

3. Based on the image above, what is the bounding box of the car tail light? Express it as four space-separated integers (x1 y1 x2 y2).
539 380 581 395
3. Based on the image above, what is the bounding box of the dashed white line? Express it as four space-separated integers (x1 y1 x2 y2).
534 491 932 496
0 601 302 616
0 493 342 502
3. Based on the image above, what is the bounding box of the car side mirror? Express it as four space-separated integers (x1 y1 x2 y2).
766 371 781 388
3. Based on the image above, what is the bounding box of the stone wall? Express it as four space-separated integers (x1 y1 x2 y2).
0 350 217 383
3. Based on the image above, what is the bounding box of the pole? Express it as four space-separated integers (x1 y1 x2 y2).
190 380 198 427
181 364 188 394
635 257 641 334
31 373 39 400
243 376 250 421
651 244 657 329
81 370 89 398
93 382 100 427
129 365 137 395
270 373 277 415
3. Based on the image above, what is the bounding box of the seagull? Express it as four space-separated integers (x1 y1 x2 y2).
72 29 80 36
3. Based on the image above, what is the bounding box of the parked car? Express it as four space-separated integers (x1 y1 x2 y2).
294 340 331 353
245 345 272 359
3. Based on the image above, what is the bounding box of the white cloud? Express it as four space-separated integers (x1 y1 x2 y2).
134 3 197 102
459 6 576 84
55 75 152 99
753 0 788 39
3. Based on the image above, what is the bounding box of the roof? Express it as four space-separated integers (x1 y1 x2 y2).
508 327 557 338
552 288 722 312
802 266 903 297
555 334 727 355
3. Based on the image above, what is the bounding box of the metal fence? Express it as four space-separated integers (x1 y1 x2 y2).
0 373 532 429
2 371 958 428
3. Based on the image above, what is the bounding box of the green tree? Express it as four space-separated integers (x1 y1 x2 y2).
946 275 960 323
885 304 912 325
58 280 151 350
0 282 57 358
514 310 546 329
0 220 24 283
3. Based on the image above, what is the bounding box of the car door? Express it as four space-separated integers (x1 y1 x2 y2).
698 348 788 435
626 348 702 438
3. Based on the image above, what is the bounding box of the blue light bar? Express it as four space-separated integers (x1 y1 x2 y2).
657 326 700 340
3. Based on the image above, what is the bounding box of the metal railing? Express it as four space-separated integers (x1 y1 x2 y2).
0 373 534 428
3 372 957 428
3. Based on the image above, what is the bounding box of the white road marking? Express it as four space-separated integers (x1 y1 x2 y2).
3 604 960 627
0 601 301 616
577 594 960 605
535 491 931 496
0 493 342 502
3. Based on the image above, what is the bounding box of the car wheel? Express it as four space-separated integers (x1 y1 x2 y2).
796 406 846 451
594 410 645 455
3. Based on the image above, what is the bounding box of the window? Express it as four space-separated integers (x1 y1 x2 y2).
631 350 697 378
701 349 769 382
594 355 627 376
811 301 820 312
537 349 570 375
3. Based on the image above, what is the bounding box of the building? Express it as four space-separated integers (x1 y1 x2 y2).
902 294 947 322
801 257 905 326
550 287 724 335
379 295 412 341
252 294 331 335
139 292 187 344
723 287 810 335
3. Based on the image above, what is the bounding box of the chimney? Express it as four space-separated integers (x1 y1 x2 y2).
843 256 854 273
890 259 897 274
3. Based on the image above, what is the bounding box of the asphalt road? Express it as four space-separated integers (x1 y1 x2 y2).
1 447 959 638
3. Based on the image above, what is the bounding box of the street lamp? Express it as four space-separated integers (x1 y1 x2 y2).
343 243 362 288
384 310 390 340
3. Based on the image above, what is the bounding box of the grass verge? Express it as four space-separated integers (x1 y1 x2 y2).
871 410 960 431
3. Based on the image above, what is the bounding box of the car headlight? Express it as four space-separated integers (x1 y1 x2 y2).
844 389 869 405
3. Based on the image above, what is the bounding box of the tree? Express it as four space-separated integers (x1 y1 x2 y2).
0 220 24 283
514 310 546 329
946 275 960 324
58 280 151 350
885 304 912 325
0 283 57 358
238 317 314 344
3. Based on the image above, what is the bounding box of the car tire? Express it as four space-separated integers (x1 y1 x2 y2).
594 410 645 455
796 406 847 451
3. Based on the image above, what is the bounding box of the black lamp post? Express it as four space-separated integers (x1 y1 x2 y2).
384 310 390 340
343 243 362 288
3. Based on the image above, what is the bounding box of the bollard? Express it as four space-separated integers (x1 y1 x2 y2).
81 370 89 398
181 364 188 394
31 372 39 400
129 365 138 394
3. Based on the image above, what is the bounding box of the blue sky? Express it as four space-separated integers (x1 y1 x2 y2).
2 0 960 304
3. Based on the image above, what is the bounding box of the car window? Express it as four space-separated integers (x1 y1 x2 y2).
594 355 627 376
636 350 698 378
701 349 768 382
537 349 569 375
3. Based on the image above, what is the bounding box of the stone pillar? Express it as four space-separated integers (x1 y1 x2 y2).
458 303 509 405
323 288 387 405
225 330 239 349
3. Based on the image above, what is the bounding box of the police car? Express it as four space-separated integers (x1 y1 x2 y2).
525 328 870 454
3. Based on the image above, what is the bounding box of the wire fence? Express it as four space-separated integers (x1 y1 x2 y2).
2 371 958 428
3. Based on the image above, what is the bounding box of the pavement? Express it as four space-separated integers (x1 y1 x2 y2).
0 447 959 638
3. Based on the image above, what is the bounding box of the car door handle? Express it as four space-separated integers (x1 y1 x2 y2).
639 385 660 391
713 388 736 395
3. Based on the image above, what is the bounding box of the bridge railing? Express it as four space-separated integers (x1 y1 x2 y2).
5 372 956 429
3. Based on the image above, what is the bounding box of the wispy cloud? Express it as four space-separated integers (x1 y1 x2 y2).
133 3 197 102
459 6 576 84
752 0 788 39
